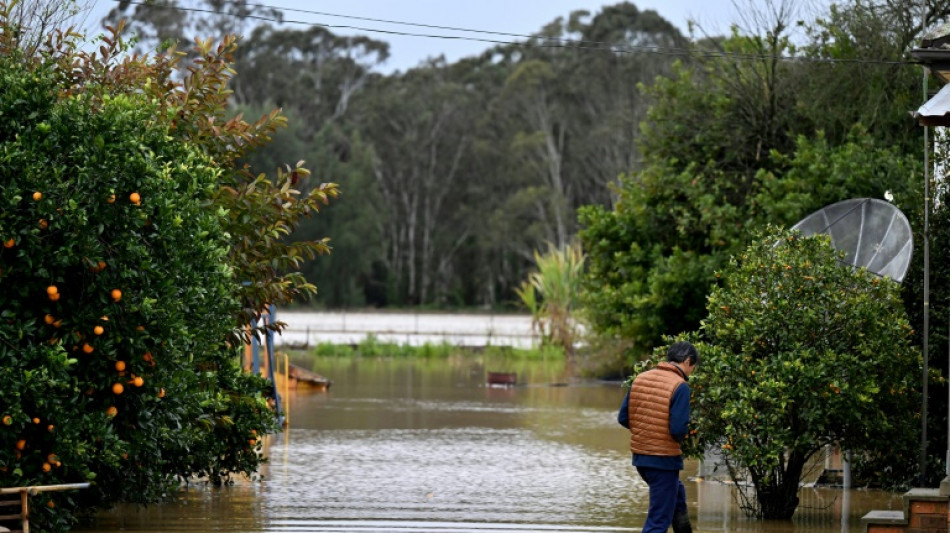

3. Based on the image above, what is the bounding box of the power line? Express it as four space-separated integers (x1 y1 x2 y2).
117 0 693 58
243 1 564 42
115 0 918 66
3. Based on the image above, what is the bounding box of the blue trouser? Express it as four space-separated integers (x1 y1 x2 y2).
636 466 687 533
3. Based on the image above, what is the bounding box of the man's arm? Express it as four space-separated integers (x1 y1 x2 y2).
669 382 691 442
617 390 630 428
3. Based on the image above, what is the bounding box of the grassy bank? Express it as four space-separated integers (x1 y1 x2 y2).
287 334 564 360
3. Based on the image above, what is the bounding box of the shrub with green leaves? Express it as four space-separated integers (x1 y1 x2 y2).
679 228 920 519
0 28 278 533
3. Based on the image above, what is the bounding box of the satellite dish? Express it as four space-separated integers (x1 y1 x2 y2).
790 198 913 283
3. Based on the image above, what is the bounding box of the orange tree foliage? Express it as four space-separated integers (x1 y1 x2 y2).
0 2 336 530
68 26 339 335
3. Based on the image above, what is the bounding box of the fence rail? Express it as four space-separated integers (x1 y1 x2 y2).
0 483 89 533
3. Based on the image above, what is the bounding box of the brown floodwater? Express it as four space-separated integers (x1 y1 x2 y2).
75 354 905 532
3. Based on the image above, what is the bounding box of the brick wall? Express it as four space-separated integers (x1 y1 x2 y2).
865 490 948 533
907 499 948 533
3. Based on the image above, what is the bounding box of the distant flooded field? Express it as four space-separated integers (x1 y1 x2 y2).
77 354 904 533
273 310 538 348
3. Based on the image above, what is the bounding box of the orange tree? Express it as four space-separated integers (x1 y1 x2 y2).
675 228 920 519
0 4 336 531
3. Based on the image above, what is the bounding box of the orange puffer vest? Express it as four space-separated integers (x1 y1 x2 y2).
627 362 686 457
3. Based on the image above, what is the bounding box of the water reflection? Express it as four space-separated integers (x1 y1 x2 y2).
76 354 903 532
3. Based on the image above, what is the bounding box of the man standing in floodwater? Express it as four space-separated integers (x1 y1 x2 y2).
617 341 699 533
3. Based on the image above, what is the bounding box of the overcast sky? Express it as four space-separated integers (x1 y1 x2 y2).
78 0 828 73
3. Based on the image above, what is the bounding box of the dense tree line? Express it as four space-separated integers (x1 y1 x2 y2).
103 0 686 308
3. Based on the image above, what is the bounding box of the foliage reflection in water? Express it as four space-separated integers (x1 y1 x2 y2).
76 354 904 532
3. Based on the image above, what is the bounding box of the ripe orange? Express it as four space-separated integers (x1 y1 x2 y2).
1 415 11 425
110 288 122 302
32 191 42 201
47 453 58 464
46 500 54 509
106 406 117 417
41 462 51 472
157 388 166 399
43 314 55 325
53 319 61 328
48 293 60 302
38 219 48 230
132 376 144 387
46 424 53 432
82 343 94 354
32 417 39 424
129 192 141 204
248 439 257 446
15 439 25 451
112 383 124 395
46 285 58 296
97 261 106 271
107 194 115 204
93 325 104 336
115 361 126 372
3 238 14 248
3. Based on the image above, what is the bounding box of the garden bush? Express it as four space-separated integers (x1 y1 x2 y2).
0 18 281 533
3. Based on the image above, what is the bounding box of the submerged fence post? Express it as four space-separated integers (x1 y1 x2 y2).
264 304 283 424
251 314 260 375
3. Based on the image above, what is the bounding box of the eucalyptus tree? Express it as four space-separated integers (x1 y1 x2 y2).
5 0 93 55
562 3 687 203
102 0 281 53
295 127 385 307
352 62 481 305
230 24 389 137
493 3 686 251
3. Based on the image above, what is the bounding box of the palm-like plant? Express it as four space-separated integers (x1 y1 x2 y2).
515 242 585 356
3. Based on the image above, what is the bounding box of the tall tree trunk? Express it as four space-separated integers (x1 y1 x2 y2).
402 181 418 305
533 97 569 248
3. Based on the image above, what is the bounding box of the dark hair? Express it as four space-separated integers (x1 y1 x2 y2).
667 341 699 366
